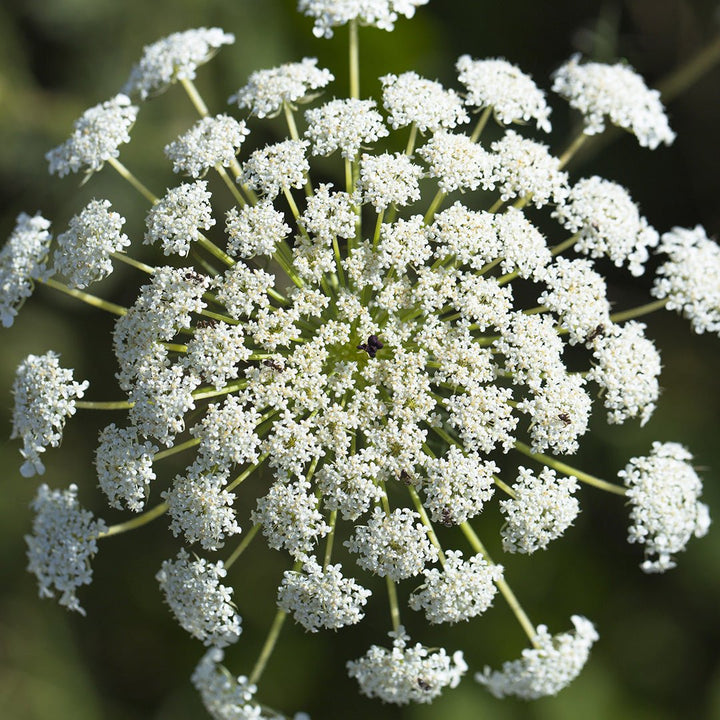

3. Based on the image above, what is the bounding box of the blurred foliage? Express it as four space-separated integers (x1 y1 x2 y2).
1 0 720 719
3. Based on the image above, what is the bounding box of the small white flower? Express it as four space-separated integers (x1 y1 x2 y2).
53 199 130 289
299 0 429 38
652 225 720 336
456 55 551 132
277 559 371 631
165 115 249 178
358 152 423 210
305 98 389 159
347 626 466 704
242 139 310 197
500 467 580 553
225 203 290 258
124 28 235 99
46 94 138 177
476 615 598 699
620 442 710 573
380 71 469 132
95 423 157 512
409 551 503 624
345 507 438 581
0 212 52 328
229 57 333 117
25 483 107 615
157 548 242 647
144 181 216 256
552 55 675 149
11 351 89 477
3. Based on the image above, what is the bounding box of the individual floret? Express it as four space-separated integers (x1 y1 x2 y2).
124 28 235 99
347 626 466 704
11 351 89 477
25 483 107 615
157 548 242 647
0 212 52 327
500 467 580 553
53 199 130 289
229 57 333 118
476 615 598 699
552 55 675 149
652 225 720 335
456 56 551 132
165 115 249 178
46 94 138 177
619 442 710 573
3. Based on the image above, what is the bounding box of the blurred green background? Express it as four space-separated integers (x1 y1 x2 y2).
1 0 719 719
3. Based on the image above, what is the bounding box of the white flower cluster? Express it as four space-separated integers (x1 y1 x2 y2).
277 559 372 631
298 0 428 37
230 57 334 118
409 551 502 624
53 199 130 288
124 28 235 99
347 627 467 704
46 94 138 177
25 483 106 615
157 548 242 647
11 351 89 477
456 56 552 132
500 467 580 554
7 4 717 717
552 55 675 148
653 225 720 335
1 212 52 327
476 615 598 699
144 181 216 256
620 442 710 573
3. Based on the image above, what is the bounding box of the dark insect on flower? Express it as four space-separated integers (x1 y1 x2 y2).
586 324 605 343
262 358 285 372
558 412 571 426
441 507 454 526
357 334 384 358
417 678 432 691
398 469 413 485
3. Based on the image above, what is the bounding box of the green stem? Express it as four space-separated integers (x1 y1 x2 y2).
153 437 201 462
423 190 446 224
610 298 668 323
197 235 235 267
216 165 247 206
407 486 446 564
100 502 167 538
557 131 588 170
226 451 271 493
493 475 517 498
248 606 289 686
180 77 209 117
39 277 127 316
514 441 626 496
659 33 720 101
405 123 418 156
323 509 338 569
349 19 360 99
470 106 493 143
460 522 539 646
192 380 247 402
385 575 401 633
75 399 133 410
110 252 156 275
224 524 261 569
108 158 158 204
